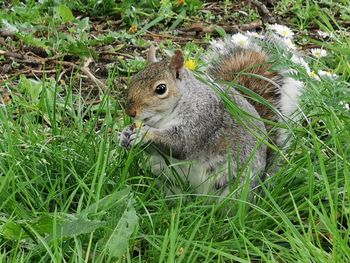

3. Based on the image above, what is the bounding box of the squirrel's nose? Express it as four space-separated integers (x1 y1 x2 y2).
126 109 136 118
125 101 137 117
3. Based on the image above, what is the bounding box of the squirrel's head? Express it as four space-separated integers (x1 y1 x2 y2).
126 46 185 126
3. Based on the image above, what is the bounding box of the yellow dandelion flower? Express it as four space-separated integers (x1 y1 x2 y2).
184 59 197 70
129 24 138 33
177 0 185 5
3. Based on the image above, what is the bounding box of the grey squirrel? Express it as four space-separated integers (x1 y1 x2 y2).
120 29 304 197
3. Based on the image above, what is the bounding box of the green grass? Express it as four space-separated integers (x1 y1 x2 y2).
1 0 350 262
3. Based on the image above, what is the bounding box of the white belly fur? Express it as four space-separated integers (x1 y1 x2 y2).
150 152 226 195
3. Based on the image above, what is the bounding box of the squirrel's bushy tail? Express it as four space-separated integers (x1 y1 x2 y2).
205 31 304 123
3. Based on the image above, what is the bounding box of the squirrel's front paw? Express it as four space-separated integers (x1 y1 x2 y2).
120 125 153 149
120 125 135 149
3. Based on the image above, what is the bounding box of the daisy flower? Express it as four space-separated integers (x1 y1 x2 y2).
268 24 294 38
210 39 225 53
318 70 337 79
311 48 327 58
317 30 332 39
291 55 310 72
246 31 264 39
340 101 350 110
231 33 249 48
283 37 296 50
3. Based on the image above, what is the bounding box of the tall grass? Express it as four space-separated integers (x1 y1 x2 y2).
1 0 350 262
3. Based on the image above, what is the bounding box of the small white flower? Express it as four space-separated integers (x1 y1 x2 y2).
291 55 310 72
318 70 338 79
246 31 264 39
311 48 327 58
210 39 226 53
268 24 294 38
317 30 332 39
340 101 350 110
283 37 296 50
339 101 350 110
231 33 250 48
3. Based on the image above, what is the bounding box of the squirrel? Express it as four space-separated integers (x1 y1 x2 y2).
120 30 304 197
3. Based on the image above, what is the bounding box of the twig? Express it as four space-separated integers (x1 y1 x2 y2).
0 49 106 89
144 31 207 44
31 69 58 74
0 50 43 65
57 68 69 82
94 50 135 59
181 20 263 35
0 70 31 84
61 58 105 89
82 58 106 88
0 68 59 84
240 20 264 31
0 50 25 59
249 0 277 24
0 29 16 38
115 52 135 59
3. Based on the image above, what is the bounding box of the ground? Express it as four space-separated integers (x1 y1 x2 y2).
0 0 350 262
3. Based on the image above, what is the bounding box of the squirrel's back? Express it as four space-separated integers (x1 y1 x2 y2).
205 32 304 126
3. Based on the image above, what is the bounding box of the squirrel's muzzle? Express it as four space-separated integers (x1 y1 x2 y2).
125 101 137 117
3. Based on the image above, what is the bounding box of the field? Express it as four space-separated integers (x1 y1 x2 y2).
1 0 350 262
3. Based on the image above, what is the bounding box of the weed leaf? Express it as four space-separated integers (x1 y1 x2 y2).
57 5 75 23
106 198 139 258
56 215 105 238
19 75 42 103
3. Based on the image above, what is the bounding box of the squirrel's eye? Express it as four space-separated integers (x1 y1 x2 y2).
154 83 168 97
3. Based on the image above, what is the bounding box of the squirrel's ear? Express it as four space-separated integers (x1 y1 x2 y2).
170 50 184 79
147 45 157 63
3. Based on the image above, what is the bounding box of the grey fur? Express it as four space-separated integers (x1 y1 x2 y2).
121 69 267 195
120 30 305 196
